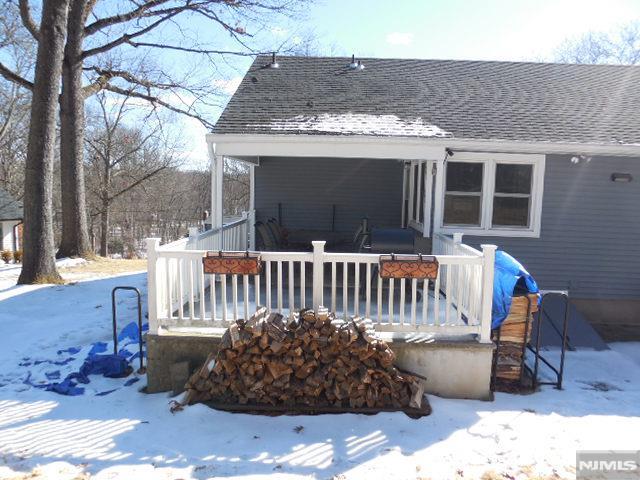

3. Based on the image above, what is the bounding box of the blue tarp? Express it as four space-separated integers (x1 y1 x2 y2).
492 250 539 330
22 320 147 397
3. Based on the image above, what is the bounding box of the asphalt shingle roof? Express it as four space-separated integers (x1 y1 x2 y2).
213 55 640 145
0 188 23 221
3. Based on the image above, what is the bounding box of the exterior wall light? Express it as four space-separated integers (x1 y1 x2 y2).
571 155 591 165
611 173 633 183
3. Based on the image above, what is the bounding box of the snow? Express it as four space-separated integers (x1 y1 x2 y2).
255 113 454 138
1 270 640 479
0 258 87 290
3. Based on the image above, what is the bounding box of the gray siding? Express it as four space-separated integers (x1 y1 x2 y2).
255 157 403 234
464 154 640 299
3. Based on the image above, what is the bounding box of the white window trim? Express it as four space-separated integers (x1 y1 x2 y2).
433 152 545 238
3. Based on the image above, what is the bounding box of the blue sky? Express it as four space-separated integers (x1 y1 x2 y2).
171 0 640 166
295 0 639 61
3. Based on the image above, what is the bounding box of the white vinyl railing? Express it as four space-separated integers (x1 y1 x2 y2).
186 211 250 252
146 233 496 342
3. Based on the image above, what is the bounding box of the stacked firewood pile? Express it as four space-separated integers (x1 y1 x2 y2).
492 294 540 385
183 307 424 411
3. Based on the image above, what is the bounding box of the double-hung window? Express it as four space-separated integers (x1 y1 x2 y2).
436 153 544 237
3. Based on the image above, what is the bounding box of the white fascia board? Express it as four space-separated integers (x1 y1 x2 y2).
206 133 640 159
207 133 445 160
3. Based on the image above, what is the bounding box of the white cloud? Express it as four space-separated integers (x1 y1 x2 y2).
385 32 414 46
213 76 243 96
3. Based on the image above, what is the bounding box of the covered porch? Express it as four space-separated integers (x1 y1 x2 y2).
206 134 445 254
143 134 500 400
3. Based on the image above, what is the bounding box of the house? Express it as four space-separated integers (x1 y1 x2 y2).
144 56 639 400
206 55 640 337
0 187 23 253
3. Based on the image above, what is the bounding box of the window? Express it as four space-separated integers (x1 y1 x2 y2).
436 153 544 237
443 162 483 226
492 164 532 227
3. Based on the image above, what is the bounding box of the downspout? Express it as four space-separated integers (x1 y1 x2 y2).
13 221 23 252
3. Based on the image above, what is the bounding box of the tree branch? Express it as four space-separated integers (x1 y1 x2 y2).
103 83 215 129
0 61 33 90
84 66 173 90
18 0 40 40
82 10 181 59
125 40 263 57
84 0 170 36
109 165 169 202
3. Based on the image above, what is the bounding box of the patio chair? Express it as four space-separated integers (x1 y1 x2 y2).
266 218 288 247
255 221 278 250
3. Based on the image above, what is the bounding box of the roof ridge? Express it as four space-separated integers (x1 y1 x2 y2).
255 54 640 69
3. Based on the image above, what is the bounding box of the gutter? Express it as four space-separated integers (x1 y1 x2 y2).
207 133 640 159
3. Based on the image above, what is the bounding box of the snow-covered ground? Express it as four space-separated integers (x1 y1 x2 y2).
0 269 639 479
0 258 87 290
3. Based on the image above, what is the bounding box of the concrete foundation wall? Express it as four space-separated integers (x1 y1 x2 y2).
391 340 494 400
146 333 494 400
146 334 222 393
573 298 640 342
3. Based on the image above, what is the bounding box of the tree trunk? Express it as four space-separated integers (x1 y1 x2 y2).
18 0 70 285
100 194 109 257
57 0 90 258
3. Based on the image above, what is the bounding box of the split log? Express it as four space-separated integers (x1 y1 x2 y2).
492 294 539 386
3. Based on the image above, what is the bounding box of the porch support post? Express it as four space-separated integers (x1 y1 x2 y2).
146 237 161 335
249 164 256 250
312 240 326 311
407 161 415 224
401 162 408 227
480 244 497 343
210 146 224 250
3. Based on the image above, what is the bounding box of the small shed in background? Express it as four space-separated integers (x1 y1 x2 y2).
0 187 23 252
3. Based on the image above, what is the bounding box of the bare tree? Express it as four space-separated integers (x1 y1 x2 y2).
554 21 640 65
17 0 70 284
286 28 343 57
1 0 306 259
0 3 34 200
85 92 182 256
223 158 249 216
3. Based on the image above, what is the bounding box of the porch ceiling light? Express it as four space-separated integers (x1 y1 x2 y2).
570 155 591 165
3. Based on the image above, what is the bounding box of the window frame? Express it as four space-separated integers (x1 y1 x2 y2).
434 152 545 238
443 161 484 227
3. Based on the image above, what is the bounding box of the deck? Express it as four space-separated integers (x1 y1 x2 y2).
146 221 495 341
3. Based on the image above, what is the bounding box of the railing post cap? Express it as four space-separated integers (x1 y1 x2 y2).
480 244 498 251
312 240 326 248
146 237 161 246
